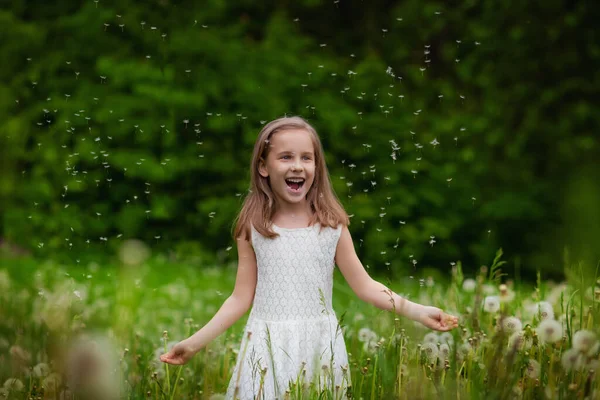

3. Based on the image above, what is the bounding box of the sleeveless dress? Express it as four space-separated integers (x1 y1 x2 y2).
225 223 351 400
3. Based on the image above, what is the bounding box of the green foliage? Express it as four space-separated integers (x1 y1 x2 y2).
1 1 598 278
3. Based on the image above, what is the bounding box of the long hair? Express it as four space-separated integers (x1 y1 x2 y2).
233 116 349 241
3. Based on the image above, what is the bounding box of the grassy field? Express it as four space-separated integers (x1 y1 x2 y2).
1 251 599 399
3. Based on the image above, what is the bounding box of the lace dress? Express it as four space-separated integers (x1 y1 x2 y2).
225 223 351 400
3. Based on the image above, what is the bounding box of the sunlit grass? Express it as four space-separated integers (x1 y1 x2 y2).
1 251 599 399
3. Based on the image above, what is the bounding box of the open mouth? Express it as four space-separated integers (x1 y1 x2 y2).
285 178 305 192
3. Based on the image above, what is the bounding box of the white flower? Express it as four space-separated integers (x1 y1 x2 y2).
421 342 439 362
482 284 496 295
357 328 377 344
483 296 500 313
573 330 598 355
499 289 515 303
508 331 532 351
353 313 365 322
462 279 476 292
439 343 451 360
525 359 540 379
561 348 584 371
502 317 522 334
423 332 439 344
33 362 51 378
363 340 378 354
439 332 454 345
535 301 554 321
536 319 563 344
3 378 24 391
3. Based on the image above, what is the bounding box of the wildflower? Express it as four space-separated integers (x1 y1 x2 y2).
546 282 568 305
353 313 365 322
573 330 598 356
498 284 515 303
525 359 540 379
3 378 24 391
536 319 562 344
33 362 51 378
439 332 454 345
117 239 150 266
483 296 500 313
421 342 439 362
482 284 496 295
423 332 439 344
502 317 522 334
439 343 450 360
561 348 584 371
462 279 476 292
508 331 532 351
535 301 554 321
357 328 377 344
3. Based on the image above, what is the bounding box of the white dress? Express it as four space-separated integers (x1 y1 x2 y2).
225 223 351 400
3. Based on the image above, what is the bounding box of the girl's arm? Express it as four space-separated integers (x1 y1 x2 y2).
183 236 258 353
335 226 458 331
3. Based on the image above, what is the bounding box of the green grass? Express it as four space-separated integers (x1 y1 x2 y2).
0 253 599 399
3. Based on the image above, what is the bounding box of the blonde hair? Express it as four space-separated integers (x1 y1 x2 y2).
233 116 349 240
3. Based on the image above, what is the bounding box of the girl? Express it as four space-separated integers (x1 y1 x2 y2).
160 116 459 399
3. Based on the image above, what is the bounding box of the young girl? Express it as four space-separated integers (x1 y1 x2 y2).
160 116 459 399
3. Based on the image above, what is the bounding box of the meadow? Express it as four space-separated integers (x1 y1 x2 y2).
1 247 599 400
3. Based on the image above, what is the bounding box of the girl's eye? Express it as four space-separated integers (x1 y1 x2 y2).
282 155 291 160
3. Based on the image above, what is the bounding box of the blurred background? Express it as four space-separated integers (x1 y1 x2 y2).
1 0 598 281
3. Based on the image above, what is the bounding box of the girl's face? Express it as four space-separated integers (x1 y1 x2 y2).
258 129 316 207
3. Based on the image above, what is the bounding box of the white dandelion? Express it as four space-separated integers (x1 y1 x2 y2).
421 342 439 362
508 331 532 351
525 359 541 379
502 317 522 334
439 343 451 360
573 330 598 356
3 378 24 391
439 332 454 345
483 296 500 313
535 301 554 321
33 362 51 378
561 348 584 371
462 279 476 293
358 328 378 344
536 319 563 344
423 332 439 344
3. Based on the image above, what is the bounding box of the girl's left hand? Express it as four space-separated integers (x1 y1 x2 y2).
418 306 459 331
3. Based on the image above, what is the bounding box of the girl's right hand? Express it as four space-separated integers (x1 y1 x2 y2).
159 340 197 365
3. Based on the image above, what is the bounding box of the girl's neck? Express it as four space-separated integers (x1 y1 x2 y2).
273 204 313 227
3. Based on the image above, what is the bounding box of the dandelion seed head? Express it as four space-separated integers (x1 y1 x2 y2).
536 319 563 344
483 296 500 313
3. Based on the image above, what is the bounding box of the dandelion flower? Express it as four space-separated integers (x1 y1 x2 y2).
508 331 532 351
462 279 476 292
536 319 562 344
421 342 439 362
208 394 226 400
33 362 51 378
3 378 24 391
482 284 496 295
561 348 584 371
483 296 500 313
439 343 450 360
423 332 439 344
440 332 454 345
525 359 540 379
358 328 377 344
535 301 554 321
502 317 522 334
573 330 598 356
